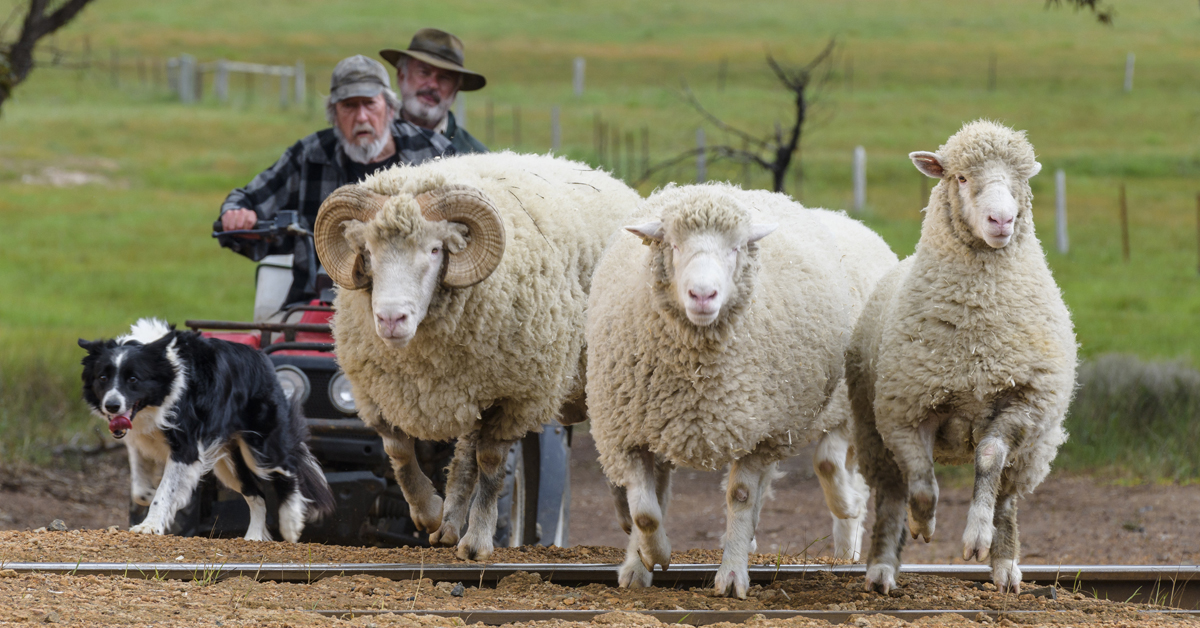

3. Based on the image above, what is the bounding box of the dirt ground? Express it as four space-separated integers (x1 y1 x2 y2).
3 433 1200 626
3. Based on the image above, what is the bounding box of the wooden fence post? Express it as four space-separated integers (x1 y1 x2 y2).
1119 183 1130 262
294 61 305 104
551 105 561 152
1055 169 1069 254
215 60 229 103
853 145 866 213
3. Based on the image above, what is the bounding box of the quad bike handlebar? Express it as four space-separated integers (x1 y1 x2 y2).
212 209 313 241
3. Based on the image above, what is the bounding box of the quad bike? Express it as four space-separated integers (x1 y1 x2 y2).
129 210 571 547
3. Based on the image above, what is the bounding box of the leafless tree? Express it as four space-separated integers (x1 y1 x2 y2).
638 39 837 194
1046 0 1115 24
0 0 97 112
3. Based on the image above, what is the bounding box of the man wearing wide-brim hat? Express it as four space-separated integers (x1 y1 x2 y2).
381 28 488 155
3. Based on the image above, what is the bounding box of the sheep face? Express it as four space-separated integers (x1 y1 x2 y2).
911 151 1042 249
626 220 776 327
342 216 468 346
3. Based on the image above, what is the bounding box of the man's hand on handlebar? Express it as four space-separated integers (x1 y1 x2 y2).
221 208 259 232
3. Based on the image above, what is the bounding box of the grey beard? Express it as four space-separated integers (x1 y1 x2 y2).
335 126 392 165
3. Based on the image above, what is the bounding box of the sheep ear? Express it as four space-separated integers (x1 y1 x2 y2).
1029 161 1043 178
747 223 778 244
625 221 664 244
909 151 944 179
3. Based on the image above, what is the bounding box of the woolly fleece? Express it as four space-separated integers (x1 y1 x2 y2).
587 183 898 485
848 120 1076 497
332 152 640 443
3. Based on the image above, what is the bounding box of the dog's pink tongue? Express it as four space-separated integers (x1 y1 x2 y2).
109 415 132 438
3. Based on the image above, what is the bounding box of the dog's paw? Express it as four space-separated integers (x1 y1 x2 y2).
129 521 164 535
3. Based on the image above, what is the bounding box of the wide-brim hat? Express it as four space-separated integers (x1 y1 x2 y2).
380 28 487 92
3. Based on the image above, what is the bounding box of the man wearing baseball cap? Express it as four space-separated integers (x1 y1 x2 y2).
216 54 459 307
381 28 488 155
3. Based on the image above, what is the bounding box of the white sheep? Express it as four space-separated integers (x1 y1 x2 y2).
586 183 898 598
847 120 1076 595
314 152 640 560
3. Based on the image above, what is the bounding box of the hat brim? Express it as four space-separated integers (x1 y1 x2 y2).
380 49 487 92
329 80 387 103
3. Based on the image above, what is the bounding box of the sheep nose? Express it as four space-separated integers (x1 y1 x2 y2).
988 214 1015 228
376 312 408 335
688 288 718 304
105 402 122 414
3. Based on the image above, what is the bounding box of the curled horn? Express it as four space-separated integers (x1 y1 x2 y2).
416 184 506 288
314 184 387 290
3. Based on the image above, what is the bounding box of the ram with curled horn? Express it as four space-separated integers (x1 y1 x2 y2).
315 152 641 559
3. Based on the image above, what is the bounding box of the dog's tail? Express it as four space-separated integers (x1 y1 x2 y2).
290 401 336 521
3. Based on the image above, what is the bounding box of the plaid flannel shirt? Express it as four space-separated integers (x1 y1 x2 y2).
219 116 485 304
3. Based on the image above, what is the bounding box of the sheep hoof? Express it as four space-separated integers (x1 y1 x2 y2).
714 567 749 599
961 520 994 562
864 564 897 595
907 510 936 544
429 522 460 547
993 561 1022 595
455 534 493 561
617 558 653 588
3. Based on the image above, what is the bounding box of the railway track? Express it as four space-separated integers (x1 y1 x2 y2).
7 561 1200 613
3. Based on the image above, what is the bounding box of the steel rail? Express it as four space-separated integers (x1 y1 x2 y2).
5 562 1199 607
315 609 1200 626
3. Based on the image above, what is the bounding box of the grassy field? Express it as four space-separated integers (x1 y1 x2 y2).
2 0 1199 475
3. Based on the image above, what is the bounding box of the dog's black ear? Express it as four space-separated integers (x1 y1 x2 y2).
79 339 102 353
144 332 175 353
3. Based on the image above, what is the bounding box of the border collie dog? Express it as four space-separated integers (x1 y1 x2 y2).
79 318 335 542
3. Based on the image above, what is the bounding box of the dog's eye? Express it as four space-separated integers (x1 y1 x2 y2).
98 375 108 383
127 376 137 384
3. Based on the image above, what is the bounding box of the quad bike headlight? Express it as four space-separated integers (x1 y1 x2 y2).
329 371 357 415
275 365 311 405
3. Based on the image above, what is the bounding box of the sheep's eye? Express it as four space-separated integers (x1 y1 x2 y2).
957 175 967 183
431 247 441 256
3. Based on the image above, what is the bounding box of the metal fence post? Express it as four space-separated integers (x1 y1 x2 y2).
177 54 195 104
215 60 229 103
573 57 585 97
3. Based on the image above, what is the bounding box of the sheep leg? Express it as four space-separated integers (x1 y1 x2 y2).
989 480 1023 594
430 433 479 547
860 434 908 595
962 434 1010 562
814 425 868 561
380 428 444 535
456 433 515 561
888 418 939 543
617 447 672 588
610 482 633 535
715 453 775 599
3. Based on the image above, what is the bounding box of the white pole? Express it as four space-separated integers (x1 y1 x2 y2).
294 60 305 103
551 105 561 152
696 128 706 183
456 93 466 129
1124 53 1135 93
1056 169 1069 254
853 145 867 213
279 72 288 108
573 57 585 97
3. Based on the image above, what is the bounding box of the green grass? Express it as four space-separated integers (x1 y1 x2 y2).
1 0 1199 475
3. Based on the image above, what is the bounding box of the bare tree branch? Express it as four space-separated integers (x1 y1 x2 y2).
641 39 839 194
1045 0 1115 24
1 0 99 112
